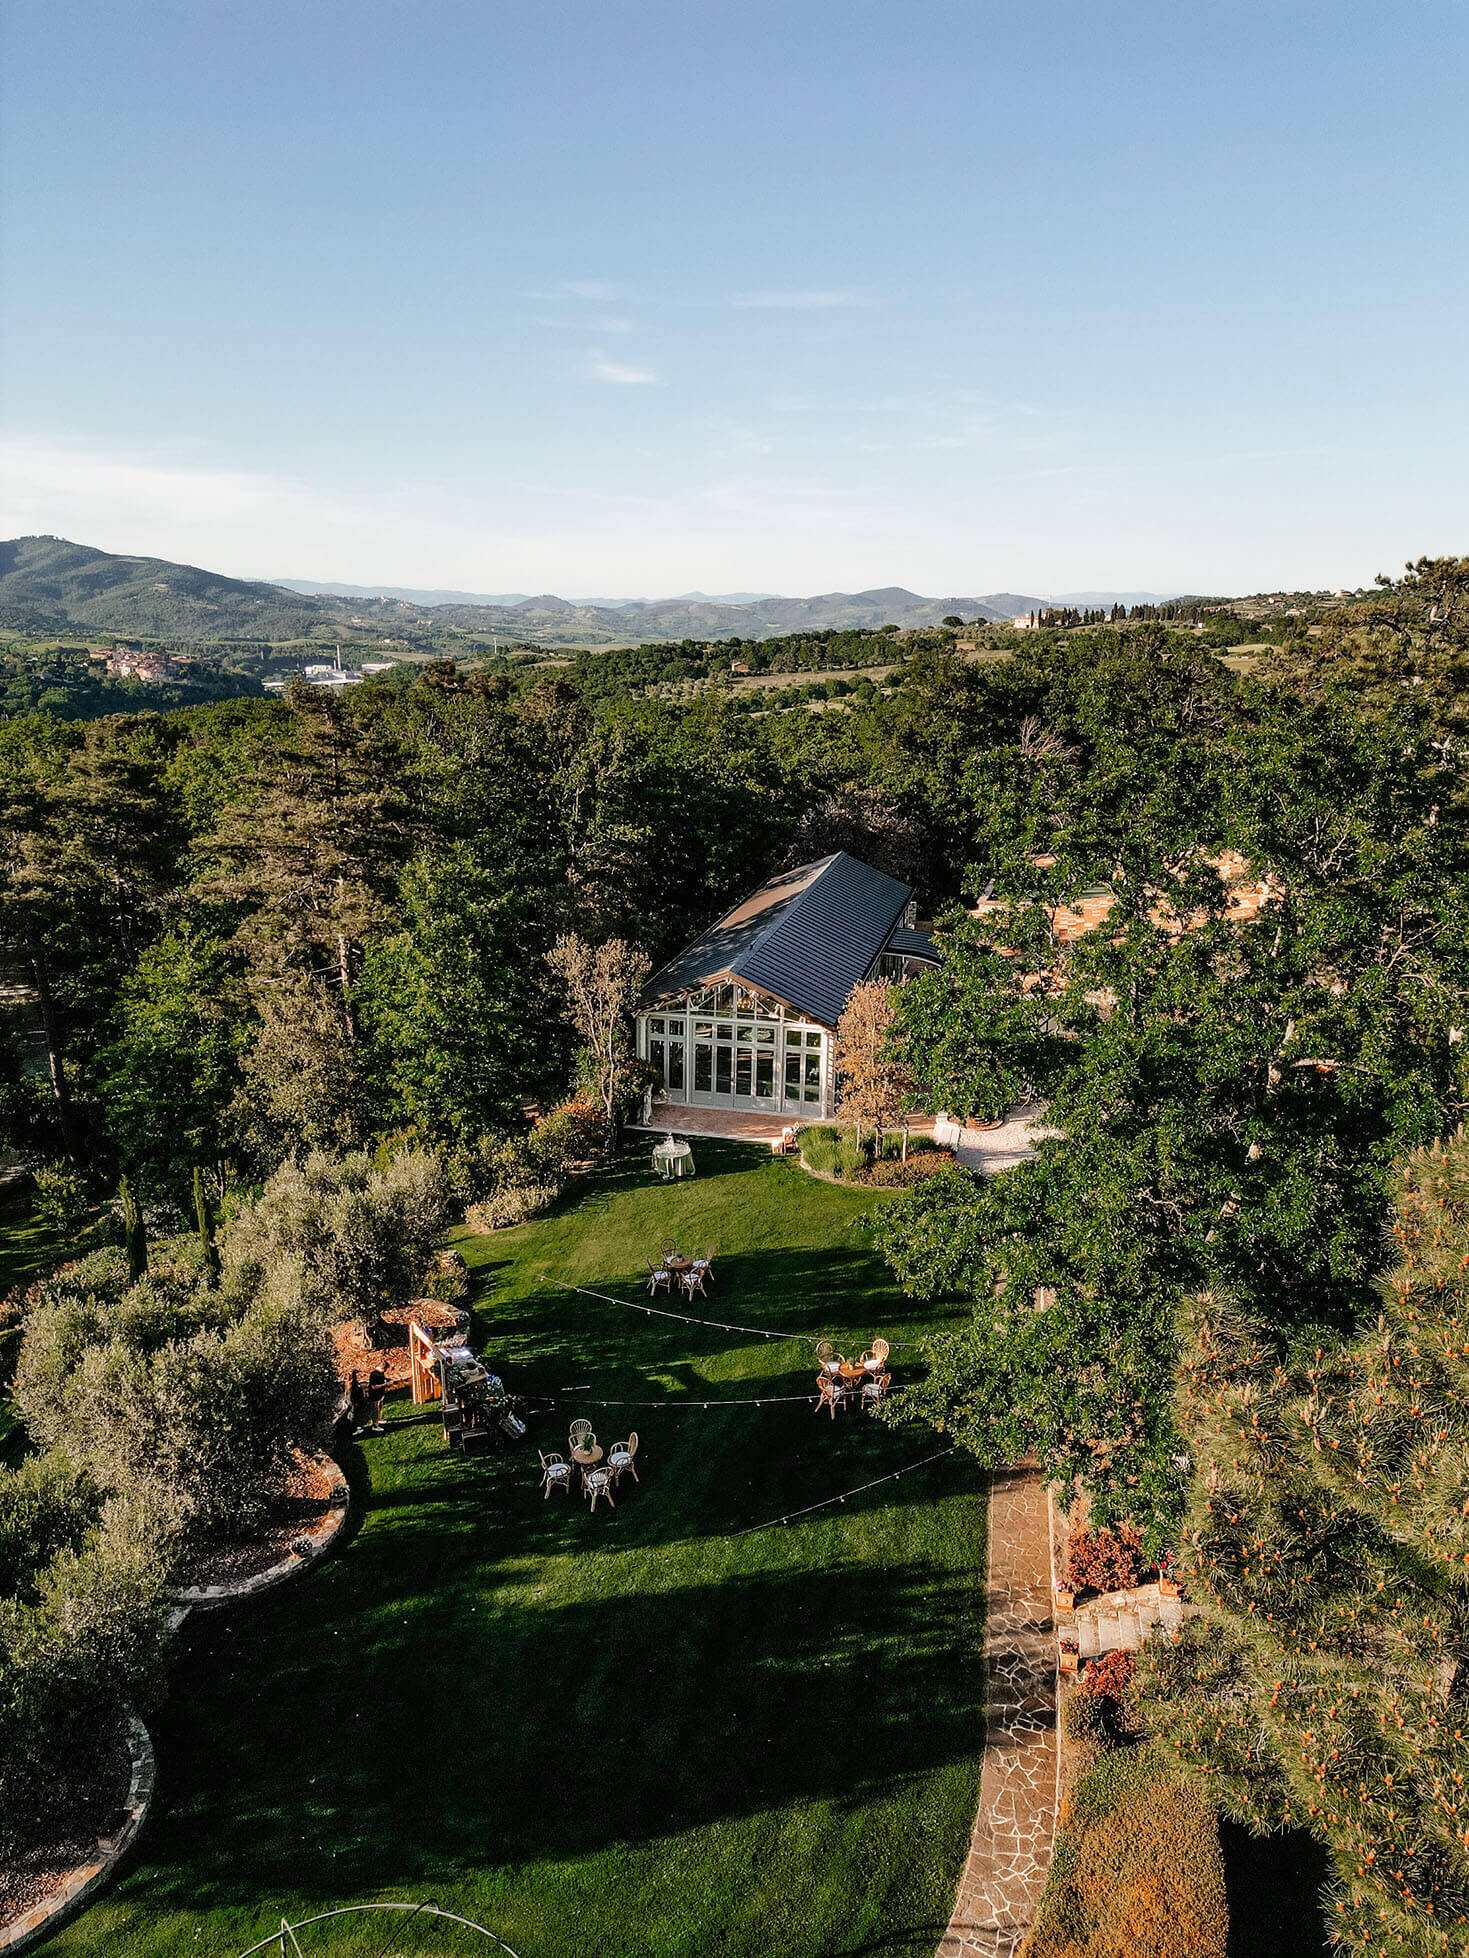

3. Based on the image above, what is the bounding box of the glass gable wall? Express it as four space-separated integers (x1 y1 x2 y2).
639 983 830 1115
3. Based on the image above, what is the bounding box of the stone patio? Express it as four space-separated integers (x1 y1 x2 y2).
939 1466 1059 1958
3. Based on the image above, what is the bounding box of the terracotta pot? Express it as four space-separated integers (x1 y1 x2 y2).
1158 1576 1182 1600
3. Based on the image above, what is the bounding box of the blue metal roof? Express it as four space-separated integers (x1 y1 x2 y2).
641 851 913 1027
885 924 939 962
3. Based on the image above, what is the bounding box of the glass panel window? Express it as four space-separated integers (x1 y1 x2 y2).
804 1050 822 1094
694 1044 712 1093
667 1041 685 1091
735 1051 752 1098
694 1020 714 1041
650 1017 665 1034
650 1037 665 1079
715 1046 732 1095
755 1026 775 1046
755 1052 774 1098
785 1051 802 1097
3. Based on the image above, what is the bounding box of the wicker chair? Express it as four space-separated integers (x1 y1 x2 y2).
860 1371 891 1412
862 1337 891 1375
539 1450 572 1498
608 1432 640 1484
583 1464 616 1512
646 1262 672 1296
569 1418 595 1454
815 1373 848 1419
815 1339 842 1376
682 1260 710 1299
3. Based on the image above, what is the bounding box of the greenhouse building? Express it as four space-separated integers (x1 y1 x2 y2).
636 851 937 1121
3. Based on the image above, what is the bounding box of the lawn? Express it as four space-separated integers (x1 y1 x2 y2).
48 1143 987 1957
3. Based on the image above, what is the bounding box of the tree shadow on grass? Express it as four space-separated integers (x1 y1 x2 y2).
130 1552 985 1923
1220 1819 1333 1957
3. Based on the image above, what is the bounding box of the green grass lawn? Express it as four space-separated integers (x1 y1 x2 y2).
49 1143 986 1957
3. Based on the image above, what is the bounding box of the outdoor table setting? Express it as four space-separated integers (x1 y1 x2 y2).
652 1135 695 1180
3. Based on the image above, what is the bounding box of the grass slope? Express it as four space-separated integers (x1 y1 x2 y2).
50 1143 986 1957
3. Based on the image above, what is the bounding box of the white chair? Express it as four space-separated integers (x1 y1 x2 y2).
647 1262 672 1296
682 1260 710 1299
861 1372 891 1412
539 1450 572 1498
815 1339 842 1377
583 1464 616 1512
608 1432 640 1484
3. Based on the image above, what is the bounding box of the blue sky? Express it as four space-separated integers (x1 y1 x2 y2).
2 1 1466 598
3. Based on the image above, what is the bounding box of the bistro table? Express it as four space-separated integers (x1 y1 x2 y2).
837 1362 868 1391
571 1442 604 1490
652 1137 695 1180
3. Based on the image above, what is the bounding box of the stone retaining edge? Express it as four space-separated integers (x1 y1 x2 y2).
0 1714 155 1954
170 1451 350 1612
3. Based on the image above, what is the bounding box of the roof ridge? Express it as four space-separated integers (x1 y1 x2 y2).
737 851 840 967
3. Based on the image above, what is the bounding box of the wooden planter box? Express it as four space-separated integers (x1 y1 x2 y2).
1054 1586 1075 1613
1059 1645 1079 1675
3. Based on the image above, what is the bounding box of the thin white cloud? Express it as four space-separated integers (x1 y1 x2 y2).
586 350 659 386
561 279 618 301
732 289 868 310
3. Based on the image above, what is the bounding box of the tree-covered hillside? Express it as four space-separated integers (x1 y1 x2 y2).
0 537 332 640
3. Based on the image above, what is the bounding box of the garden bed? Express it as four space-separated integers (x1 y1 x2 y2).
0 1716 154 1954
171 1452 349 1609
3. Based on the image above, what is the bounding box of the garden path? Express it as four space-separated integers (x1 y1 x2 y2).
938 1465 1059 1958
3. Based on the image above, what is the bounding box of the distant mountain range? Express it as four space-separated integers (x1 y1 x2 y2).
275 579 785 608
4 537 1165 650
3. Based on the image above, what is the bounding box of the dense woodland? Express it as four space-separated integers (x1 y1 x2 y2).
2 555 1469 1944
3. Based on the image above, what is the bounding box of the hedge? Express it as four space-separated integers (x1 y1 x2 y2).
1023 1742 1227 1958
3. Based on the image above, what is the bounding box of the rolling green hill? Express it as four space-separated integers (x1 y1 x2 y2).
0 536 333 640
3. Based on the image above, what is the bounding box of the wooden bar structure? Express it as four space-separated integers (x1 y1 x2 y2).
408 1317 442 1405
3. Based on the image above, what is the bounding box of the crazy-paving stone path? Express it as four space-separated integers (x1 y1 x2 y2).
938 1465 1058 1958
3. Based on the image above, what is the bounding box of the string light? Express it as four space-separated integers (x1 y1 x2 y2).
566 1284 810 1344
528 1391 821 1410
729 1448 958 1538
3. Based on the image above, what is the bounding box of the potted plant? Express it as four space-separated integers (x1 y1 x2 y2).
1158 1551 1183 1600
1054 1580 1075 1613
1059 1638 1079 1675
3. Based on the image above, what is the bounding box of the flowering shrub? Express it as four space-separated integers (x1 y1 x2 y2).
1067 1525 1144 1595
528 1098 606 1172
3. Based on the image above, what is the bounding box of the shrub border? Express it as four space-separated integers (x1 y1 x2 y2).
170 1451 350 1612
0 1714 155 1954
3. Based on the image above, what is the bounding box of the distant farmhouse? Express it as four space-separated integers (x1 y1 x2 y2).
637 852 937 1121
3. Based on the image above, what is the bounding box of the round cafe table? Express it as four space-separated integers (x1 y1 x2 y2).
837 1363 867 1389
571 1444 604 1468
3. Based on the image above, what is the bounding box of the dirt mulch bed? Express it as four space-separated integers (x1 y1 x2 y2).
0 1731 130 1928
332 1318 413 1392
173 1452 341 1592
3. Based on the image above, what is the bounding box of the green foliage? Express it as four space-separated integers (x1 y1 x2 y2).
0 1480 173 1859
219 1146 449 1332
13 1255 339 1548
876 639 1469 1526
98 925 244 1187
1140 1127 1469 1954
29 1159 88 1233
